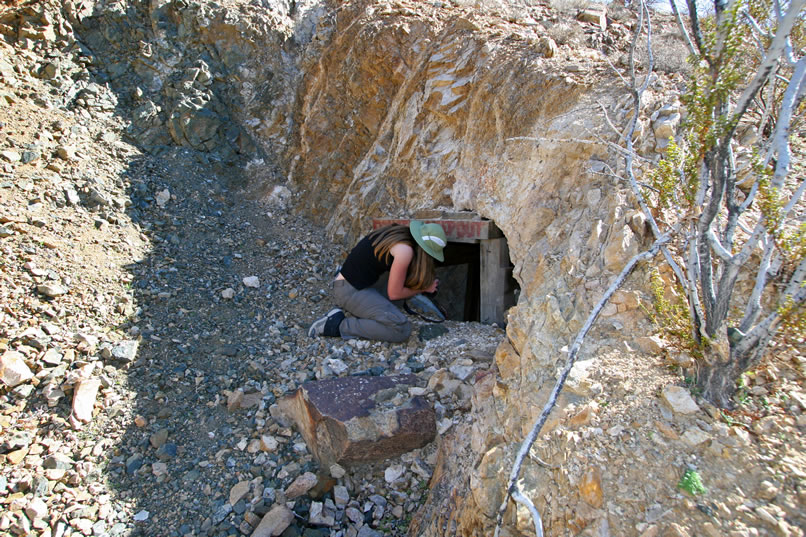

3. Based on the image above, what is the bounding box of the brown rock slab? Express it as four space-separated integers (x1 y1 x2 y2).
284 471 317 499
278 375 436 465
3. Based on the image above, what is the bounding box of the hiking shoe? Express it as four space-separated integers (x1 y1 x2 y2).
308 308 345 337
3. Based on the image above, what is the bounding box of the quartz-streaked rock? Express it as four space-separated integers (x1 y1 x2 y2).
278 375 436 465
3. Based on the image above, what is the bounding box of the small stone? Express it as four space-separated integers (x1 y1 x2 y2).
212 502 232 525
251 504 294 537
229 480 250 506
133 510 149 522
150 429 169 449
345 507 363 524
260 435 279 452
285 472 318 499
634 336 664 354
134 415 147 427
37 283 67 297
243 276 260 288
24 497 47 520
41 348 63 366
0 351 34 387
384 464 404 484
1 150 21 162
222 288 235 299
333 485 349 507
568 405 594 428
578 466 603 508
357 526 383 537
681 426 711 447
56 145 79 161
7 447 28 465
156 443 177 460
309 501 335 526
329 464 346 479
227 389 244 411
152 462 168 476
72 378 101 423
111 340 139 362
155 189 170 207
661 386 700 415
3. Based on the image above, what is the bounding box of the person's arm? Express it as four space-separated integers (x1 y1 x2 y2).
387 243 436 300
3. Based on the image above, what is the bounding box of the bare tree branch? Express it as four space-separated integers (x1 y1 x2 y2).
669 0 697 56
511 490 544 537
731 0 806 131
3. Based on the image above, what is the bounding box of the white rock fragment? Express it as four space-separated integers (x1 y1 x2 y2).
661 385 700 415
333 485 349 507
111 340 139 363
329 463 346 479
155 188 170 207
384 464 404 484
222 288 235 299
152 462 168 476
260 435 279 452
42 348 63 365
324 358 348 375
24 497 48 520
243 276 260 288
37 282 67 297
72 378 101 423
0 350 34 387
133 510 149 522
309 501 335 526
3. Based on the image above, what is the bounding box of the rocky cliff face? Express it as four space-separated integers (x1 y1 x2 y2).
7 1 798 537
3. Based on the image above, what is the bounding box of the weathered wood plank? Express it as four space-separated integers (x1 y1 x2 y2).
480 237 508 325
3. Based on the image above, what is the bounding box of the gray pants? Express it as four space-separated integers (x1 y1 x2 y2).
333 279 411 342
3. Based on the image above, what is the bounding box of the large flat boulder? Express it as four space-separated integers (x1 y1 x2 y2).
278 375 435 466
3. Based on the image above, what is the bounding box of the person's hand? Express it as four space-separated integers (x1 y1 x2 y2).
425 278 439 294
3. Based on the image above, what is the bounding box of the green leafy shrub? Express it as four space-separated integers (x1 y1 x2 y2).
678 468 707 496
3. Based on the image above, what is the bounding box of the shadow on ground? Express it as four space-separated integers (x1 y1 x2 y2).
107 148 329 537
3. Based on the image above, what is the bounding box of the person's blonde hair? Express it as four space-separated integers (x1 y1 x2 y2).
370 224 436 291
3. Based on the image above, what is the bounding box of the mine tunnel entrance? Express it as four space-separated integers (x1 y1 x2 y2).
372 213 519 325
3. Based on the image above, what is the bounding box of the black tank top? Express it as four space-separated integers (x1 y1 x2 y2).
340 234 393 290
